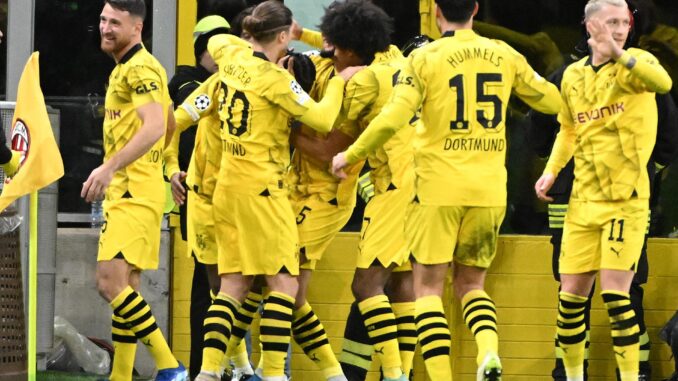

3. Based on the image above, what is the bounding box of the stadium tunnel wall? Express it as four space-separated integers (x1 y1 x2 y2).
170 231 678 380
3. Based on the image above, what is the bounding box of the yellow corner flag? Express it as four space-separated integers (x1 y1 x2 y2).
0 52 64 211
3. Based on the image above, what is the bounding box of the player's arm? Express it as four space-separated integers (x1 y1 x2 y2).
339 58 423 168
506 42 561 114
81 102 165 202
165 74 221 204
535 86 575 202
82 66 167 202
290 126 355 163
164 74 220 179
616 49 672 94
291 20 323 49
273 66 363 134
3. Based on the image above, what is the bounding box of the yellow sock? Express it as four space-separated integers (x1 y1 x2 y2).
201 292 240 373
110 313 136 381
602 291 640 381
231 341 252 370
292 301 343 379
358 295 402 378
461 289 498 364
111 287 178 370
261 292 295 378
414 295 452 380
224 291 261 371
392 301 416 376
557 291 588 379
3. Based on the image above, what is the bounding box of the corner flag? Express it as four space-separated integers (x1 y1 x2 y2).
0 52 64 211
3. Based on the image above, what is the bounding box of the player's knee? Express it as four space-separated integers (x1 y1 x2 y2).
95 272 122 302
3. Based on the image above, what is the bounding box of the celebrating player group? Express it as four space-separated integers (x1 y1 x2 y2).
81 0 672 380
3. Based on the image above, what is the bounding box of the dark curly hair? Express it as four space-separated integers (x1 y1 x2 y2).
319 0 393 64
435 0 476 23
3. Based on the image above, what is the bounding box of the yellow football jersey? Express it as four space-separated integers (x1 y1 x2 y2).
344 45 415 195
346 29 561 206
103 44 171 201
169 73 223 199
545 48 672 201
207 34 345 195
288 53 363 207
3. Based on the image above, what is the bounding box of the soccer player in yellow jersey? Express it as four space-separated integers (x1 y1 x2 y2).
332 0 561 379
80 1 186 380
534 1 672 380
194 2 362 381
292 3 417 381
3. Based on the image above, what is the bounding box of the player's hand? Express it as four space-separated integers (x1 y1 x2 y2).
587 18 623 59
290 20 303 40
81 163 115 203
535 173 555 202
280 54 295 75
331 151 349 179
338 65 366 82
170 171 187 205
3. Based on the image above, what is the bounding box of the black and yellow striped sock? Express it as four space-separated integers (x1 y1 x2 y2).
602 291 640 381
292 301 343 379
415 295 452 380
340 301 373 379
110 287 178 370
358 295 402 379
110 313 136 381
261 292 295 378
557 291 588 379
226 291 262 368
392 302 416 377
461 289 498 365
201 292 240 373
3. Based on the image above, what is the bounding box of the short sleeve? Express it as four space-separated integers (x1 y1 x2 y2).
127 64 165 108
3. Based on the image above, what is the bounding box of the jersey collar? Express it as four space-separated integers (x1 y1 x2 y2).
585 56 612 72
119 43 143 64
441 29 475 39
253 51 269 62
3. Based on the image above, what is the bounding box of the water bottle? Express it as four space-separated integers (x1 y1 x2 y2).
91 200 104 228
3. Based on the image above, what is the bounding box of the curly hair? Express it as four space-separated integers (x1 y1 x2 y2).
319 0 393 64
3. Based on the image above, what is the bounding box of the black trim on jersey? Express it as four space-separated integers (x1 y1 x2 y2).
253 51 269 62
119 43 144 65
441 31 455 38
584 56 612 72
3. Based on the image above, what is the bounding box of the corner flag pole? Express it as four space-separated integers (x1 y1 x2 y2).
27 191 37 381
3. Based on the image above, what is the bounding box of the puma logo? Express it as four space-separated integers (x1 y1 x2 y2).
142 339 152 347
610 247 623 257
310 353 320 362
374 347 385 355
615 350 626 359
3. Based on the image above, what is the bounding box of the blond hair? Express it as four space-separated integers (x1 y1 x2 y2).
584 0 628 20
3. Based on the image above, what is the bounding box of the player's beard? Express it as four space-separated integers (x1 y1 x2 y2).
100 33 128 57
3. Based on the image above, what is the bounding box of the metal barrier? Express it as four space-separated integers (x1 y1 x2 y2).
0 101 60 371
0 227 26 381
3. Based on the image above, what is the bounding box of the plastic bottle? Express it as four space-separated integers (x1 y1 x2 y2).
53 316 110 375
91 200 104 228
